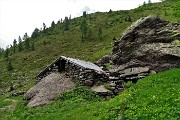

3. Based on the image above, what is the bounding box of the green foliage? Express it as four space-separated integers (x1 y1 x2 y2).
104 63 110 70
104 83 111 90
3 48 9 59
25 38 30 49
83 11 87 18
4 69 180 120
43 23 46 30
124 81 134 89
31 28 40 39
51 21 55 29
7 61 13 71
80 18 88 41
58 86 102 102
0 97 12 108
13 39 17 53
171 40 180 46
97 26 103 40
63 17 69 31
18 36 23 52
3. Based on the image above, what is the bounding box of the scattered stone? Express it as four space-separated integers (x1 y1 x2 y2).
96 55 110 66
109 82 116 87
11 91 26 96
84 80 94 86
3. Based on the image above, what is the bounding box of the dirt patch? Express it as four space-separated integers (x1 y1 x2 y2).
24 73 75 107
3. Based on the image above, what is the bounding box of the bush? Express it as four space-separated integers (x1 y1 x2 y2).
7 61 13 71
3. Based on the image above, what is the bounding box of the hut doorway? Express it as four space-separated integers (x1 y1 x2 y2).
59 59 66 72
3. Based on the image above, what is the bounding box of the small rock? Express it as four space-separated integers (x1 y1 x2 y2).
149 70 156 75
109 82 116 87
84 80 94 86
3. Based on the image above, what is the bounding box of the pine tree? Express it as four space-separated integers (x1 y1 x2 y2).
31 28 40 39
109 9 112 13
83 11 87 18
51 21 55 29
63 17 69 31
23 33 30 49
13 39 17 53
143 1 146 5
18 36 23 51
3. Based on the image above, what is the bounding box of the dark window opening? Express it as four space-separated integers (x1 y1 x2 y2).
59 59 66 72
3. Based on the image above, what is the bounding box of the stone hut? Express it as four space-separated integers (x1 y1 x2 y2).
35 56 124 96
35 56 108 86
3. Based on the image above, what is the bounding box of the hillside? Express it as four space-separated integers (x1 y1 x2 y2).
0 0 180 119
1 68 180 120
0 0 180 90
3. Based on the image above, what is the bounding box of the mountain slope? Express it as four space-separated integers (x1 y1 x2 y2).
0 0 180 119
1 0 180 91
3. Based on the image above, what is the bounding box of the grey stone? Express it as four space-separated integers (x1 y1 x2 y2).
149 70 157 75
84 80 94 86
110 15 180 74
109 82 116 87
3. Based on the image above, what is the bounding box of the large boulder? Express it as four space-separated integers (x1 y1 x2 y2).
24 73 74 107
110 15 180 73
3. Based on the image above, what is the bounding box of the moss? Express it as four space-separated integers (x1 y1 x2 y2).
171 40 180 46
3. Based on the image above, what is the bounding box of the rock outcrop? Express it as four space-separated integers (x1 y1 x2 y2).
109 15 180 82
24 73 74 107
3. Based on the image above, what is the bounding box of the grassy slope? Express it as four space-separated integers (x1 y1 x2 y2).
0 0 180 119
3 68 180 120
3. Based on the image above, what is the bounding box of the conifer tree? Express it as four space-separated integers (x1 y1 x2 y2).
83 11 87 18
23 33 30 49
51 21 55 29
43 23 46 30
18 36 23 51
13 39 17 53
80 18 88 41
63 17 69 31
31 28 40 39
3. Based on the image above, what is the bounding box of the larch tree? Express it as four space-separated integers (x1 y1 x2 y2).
18 36 23 51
